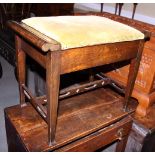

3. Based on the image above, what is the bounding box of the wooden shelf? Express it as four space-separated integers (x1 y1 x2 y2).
5 87 138 151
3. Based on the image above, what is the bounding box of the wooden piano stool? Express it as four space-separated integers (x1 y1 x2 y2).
6 15 148 151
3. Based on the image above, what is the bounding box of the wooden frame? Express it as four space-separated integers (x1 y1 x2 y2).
8 15 147 146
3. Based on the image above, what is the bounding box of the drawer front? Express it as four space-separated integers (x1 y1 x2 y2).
55 116 132 152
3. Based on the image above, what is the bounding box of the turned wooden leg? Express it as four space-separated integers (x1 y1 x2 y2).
15 35 26 107
124 40 144 111
116 135 128 152
46 51 60 145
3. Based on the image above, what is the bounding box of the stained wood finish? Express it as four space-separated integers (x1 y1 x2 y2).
20 75 113 120
60 41 139 74
20 38 140 75
46 51 60 145
22 84 47 120
55 116 132 152
15 35 26 107
5 88 137 152
78 12 154 117
8 14 146 145
21 40 46 68
123 40 144 111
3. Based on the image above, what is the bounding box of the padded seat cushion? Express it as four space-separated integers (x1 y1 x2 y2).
22 15 144 50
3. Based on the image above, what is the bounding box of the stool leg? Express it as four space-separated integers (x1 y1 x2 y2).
124 40 144 111
118 3 123 16
132 3 138 19
116 135 128 152
115 3 119 15
89 69 94 82
46 51 60 145
101 3 104 13
15 35 26 107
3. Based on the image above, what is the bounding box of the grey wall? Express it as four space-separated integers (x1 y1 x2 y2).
74 3 155 25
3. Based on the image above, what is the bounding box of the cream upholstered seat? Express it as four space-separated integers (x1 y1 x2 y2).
22 15 144 50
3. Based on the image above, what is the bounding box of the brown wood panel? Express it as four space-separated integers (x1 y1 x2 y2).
21 39 46 68
60 41 139 74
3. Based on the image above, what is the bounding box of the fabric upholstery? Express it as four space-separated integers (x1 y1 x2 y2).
22 15 144 50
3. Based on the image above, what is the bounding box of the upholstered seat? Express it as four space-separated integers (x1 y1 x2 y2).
22 15 144 50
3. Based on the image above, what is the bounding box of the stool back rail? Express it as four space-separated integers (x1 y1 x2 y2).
7 16 149 146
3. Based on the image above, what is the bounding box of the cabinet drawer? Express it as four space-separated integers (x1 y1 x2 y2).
55 116 132 152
